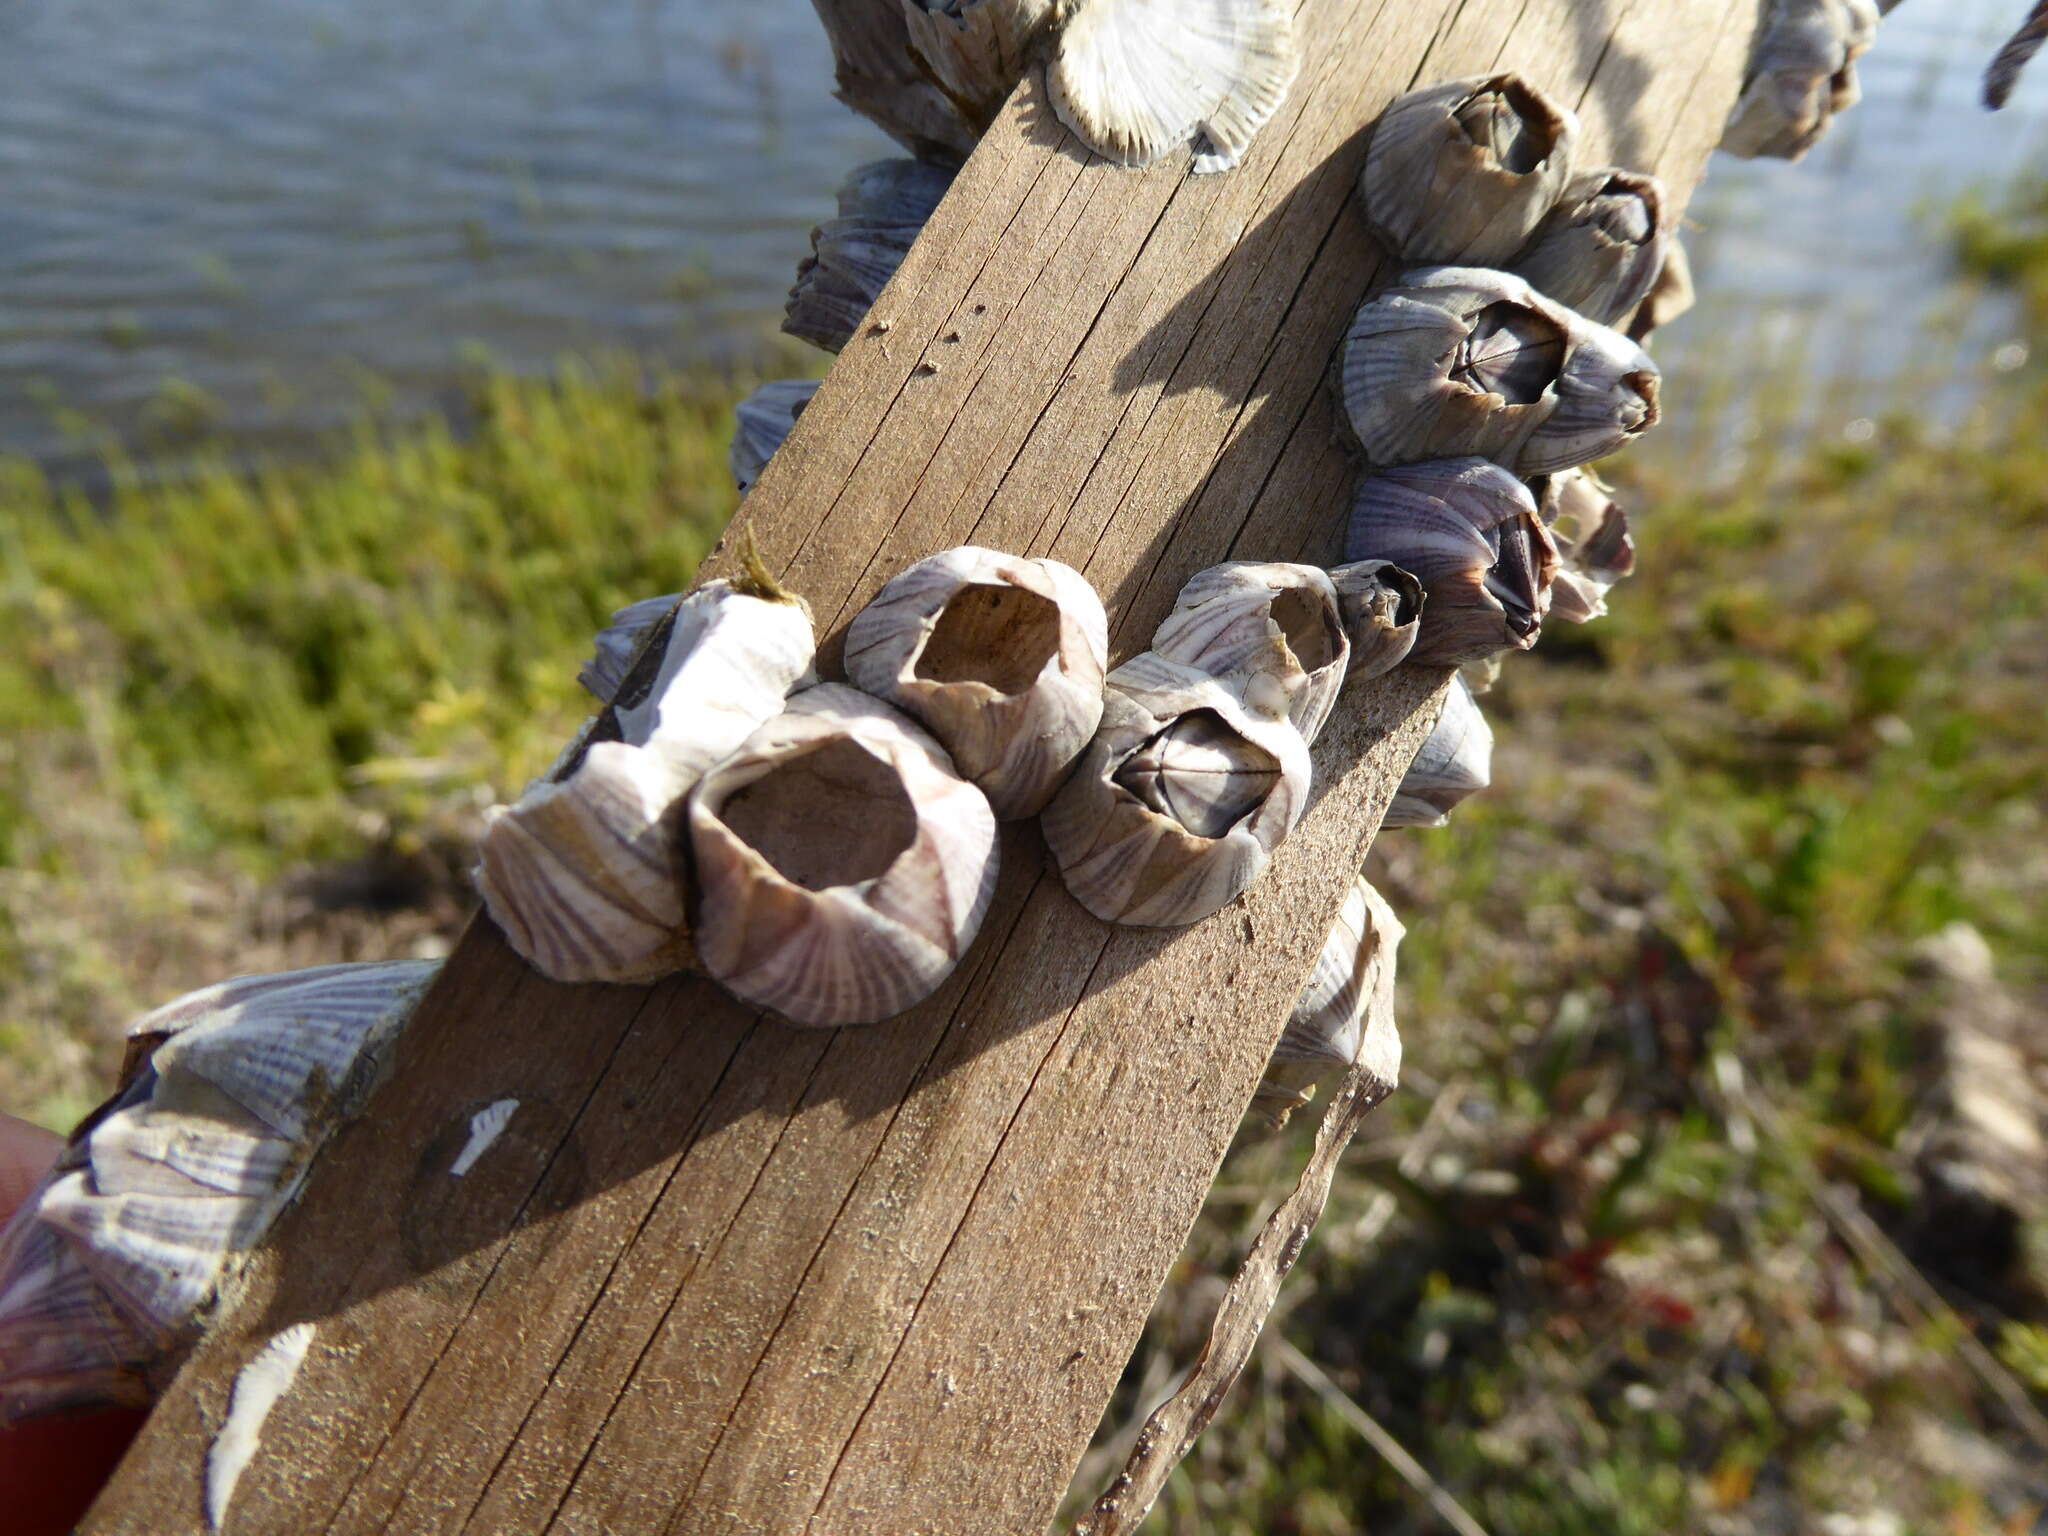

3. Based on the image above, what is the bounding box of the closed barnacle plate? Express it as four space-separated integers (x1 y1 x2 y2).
731 380 819 496
1346 458 1557 667
1041 655 1311 926
688 684 1000 1027
1254 874 1404 1122
1338 266 1571 469
1359 73 1579 265
1512 168 1671 327
1514 316 1660 474
1150 561 1354 741
478 572 817 985
1383 673 1493 828
845 546 1107 819
1047 0 1298 173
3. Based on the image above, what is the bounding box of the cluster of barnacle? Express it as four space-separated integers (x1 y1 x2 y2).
1720 0 1887 160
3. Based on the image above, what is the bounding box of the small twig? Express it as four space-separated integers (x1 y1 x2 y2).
1267 1335 1493 1536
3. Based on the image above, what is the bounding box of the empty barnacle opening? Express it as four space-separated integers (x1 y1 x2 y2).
914 582 1060 694
1266 588 1342 675
1482 516 1558 636
1454 78 1558 172
714 738 917 890
1114 709 1282 841
1588 177 1656 244
1451 302 1567 403
1621 368 1662 429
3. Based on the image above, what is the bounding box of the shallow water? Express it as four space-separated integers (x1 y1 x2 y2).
1 0 2044 480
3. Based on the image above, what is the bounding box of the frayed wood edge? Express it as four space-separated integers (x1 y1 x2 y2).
1069 1058 1396 1536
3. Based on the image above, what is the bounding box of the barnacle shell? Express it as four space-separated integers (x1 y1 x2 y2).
785 158 955 353
688 683 999 1026
731 379 819 496
1333 559 1425 683
477 575 816 984
1041 653 1311 926
844 546 1107 819
1383 673 1492 828
1722 0 1875 160
1047 0 1298 174
1338 267 1659 473
1511 169 1671 327
1150 562 1360 741
1517 313 1661 474
578 594 681 706
903 0 1058 135
1359 73 1580 266
0 962 435 1423
1986 0 2048 109
1345 458 1557 667
1533 467 1636 623
1626 237 1695 344
1253 873 1404 1122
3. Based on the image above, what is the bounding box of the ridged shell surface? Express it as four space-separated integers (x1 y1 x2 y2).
1255 873 1404 1120
1047 0 1298 173
1382 674 1493 828
1516 313 1661 474
1330 559 1425 682
578 594 681 706
0 961 435 1424
1722 0 1869 160
784 159 952 353
1150 562 1353 741
1511 168 1671 327
1040 653 1311 926
903 1 1057 134
1535 468 1636 624
1627 238 1695 344
730 379 819 496
688 684 1000 1026
1345 458 1557 667
1359 73 1579 265
478 579 816 985
844 546 1107 818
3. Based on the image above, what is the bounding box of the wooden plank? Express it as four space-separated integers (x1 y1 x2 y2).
80 3 1759 1533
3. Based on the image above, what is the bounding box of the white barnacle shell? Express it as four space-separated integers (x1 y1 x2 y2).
1383 673 1492 828
843 546 1108 819
1040 653 1311 926
1149 561 1367 742
476 573 817 984
687 683 1000 1027
1511 168 1671 328
1345 458 1557 668
902 0 1059 136
1359 73 1580 266
730 379 819 496
1253 873 1404 1123
1333 559 1425 683
1721 0 1871 160
1533 467 1636 624
1338 267 1658 473
0 962 434 1424
785 158 955 354
1047 0 1298 174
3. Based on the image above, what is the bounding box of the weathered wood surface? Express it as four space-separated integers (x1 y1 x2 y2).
83 3 1758 1532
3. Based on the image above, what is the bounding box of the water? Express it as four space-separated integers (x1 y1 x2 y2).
2 0 2045 481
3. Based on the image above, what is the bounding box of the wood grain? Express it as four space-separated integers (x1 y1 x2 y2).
81 3 1759 1532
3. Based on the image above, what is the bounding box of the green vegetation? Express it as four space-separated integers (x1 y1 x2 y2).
2 226 2045 1531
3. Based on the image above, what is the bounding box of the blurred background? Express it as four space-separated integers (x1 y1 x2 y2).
2 0 2046 1530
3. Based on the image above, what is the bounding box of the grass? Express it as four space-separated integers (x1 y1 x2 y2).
2 223 2046 1531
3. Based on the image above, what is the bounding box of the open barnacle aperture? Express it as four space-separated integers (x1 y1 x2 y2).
1345 457 1559 667
1339 267 1659 473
